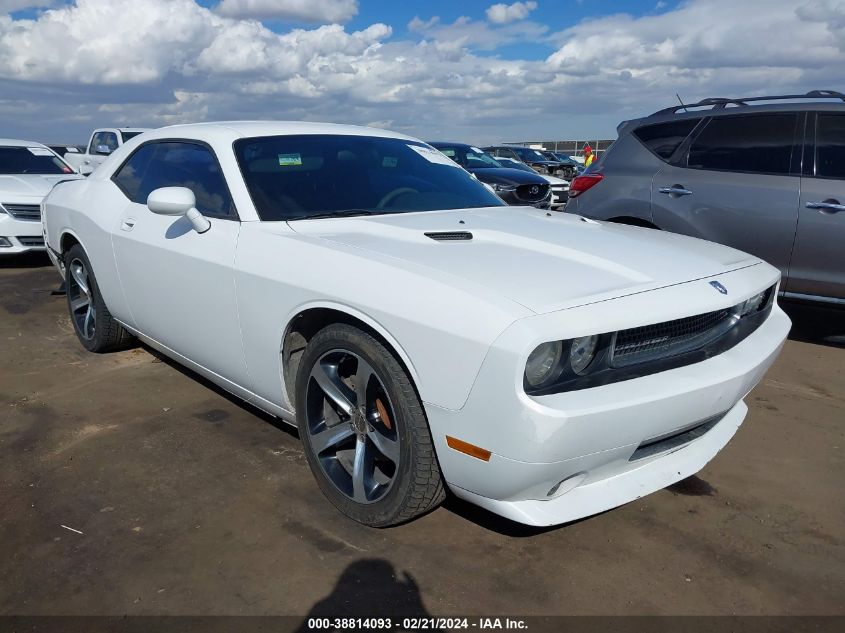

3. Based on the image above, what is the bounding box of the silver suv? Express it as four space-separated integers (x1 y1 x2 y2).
565 90 845 306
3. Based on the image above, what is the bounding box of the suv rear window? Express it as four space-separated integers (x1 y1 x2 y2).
687 113 797 175
633 119 700 160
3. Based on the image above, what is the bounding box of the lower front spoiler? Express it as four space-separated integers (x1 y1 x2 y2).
448 400 747 527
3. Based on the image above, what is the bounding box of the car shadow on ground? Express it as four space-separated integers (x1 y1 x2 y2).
140 343 300 440
0 251 53 268
781 300 845 348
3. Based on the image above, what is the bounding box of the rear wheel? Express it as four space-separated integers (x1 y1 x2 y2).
295 324 445 527
65 243 133 352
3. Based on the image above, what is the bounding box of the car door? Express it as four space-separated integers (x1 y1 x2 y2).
651 112 801 278
109 140 251 387
787 111 845 302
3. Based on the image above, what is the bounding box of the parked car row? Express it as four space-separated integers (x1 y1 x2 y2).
565 89 845 306
428 142 558 209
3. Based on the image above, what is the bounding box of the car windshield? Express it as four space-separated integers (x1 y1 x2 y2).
234 135 505 221
0 146 74 175
120 131 144 142
435 145 502 169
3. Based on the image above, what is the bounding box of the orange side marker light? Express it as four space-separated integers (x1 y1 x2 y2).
446 436 492 462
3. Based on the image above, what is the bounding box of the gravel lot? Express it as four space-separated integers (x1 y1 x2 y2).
1 254 843 616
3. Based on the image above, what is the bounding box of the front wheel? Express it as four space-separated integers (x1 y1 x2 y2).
65 243 133 353
295 324 445 526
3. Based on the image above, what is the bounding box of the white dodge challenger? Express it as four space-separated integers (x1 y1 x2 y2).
42 122 790 527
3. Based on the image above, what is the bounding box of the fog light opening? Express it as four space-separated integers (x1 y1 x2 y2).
0 237 13 248
546 472 587 499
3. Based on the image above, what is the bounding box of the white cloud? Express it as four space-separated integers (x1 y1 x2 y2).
215 0 358 23
409 14 548 52
486 1 537 24
0 0 843 145
0 0 53 12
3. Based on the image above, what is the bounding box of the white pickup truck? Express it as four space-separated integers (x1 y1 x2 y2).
63 127 150 175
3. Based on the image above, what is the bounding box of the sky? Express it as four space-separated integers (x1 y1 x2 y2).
0 0 843 145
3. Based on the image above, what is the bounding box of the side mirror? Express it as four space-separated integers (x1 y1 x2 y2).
95 145 113 155
146 187 210 234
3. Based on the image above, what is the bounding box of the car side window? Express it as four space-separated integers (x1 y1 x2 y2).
687 113 797 176
102 132 119 151
633 118 700 160
92 132 118 155
113 141 236 218
88 132 103 154
816 114 845 180
112 143 156 201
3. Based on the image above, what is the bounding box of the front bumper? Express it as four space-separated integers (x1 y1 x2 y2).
424 265 790 526
0 214 46 254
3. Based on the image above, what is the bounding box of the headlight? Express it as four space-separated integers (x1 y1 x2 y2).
525 341 563 388
737 290 766 317
492 183 516 193
569 335 599 374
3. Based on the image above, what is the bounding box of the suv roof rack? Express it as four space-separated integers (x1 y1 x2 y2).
650 90 845 116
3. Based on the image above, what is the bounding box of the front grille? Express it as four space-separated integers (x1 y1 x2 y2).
2 203 41 221
515 183 549 202
17 235 45 247
611 307 735 368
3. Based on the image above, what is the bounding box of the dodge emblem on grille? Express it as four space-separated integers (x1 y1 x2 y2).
530 185 539 195
709 281 728 294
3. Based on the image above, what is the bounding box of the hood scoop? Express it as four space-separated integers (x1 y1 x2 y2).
425 231 473 242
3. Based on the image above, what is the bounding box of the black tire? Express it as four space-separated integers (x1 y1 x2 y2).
64 243 133 353
295 323 445 527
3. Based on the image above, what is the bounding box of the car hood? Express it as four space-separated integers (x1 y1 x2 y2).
468 167 547 186
288 207 761 315
543 174 569 186
0 174 83 199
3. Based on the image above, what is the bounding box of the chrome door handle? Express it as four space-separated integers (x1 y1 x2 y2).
658 186 693 196
121 218 136 231
806 200 845 213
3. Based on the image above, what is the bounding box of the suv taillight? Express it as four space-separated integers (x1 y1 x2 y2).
568 173 604 198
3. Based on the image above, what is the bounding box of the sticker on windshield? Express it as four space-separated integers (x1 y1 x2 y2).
27 147 54 156
470 147 484 154
382 156 398 167
278 153 302 167
407 144 460 167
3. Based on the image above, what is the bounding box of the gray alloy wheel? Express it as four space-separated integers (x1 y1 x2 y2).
67 257 96 341
63 243 134 353
305 349 400 504
295 323 445 526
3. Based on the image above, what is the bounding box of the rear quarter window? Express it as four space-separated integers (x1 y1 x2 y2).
633 118 700 160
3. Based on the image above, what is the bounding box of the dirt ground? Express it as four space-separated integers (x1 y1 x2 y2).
1 254 843 617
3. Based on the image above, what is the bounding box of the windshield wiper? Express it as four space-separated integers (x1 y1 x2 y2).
291 209 384 221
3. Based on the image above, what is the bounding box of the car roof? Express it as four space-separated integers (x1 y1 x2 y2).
624 95 845 133
144 121 420 143
0 138 49 148
428 141 472 148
